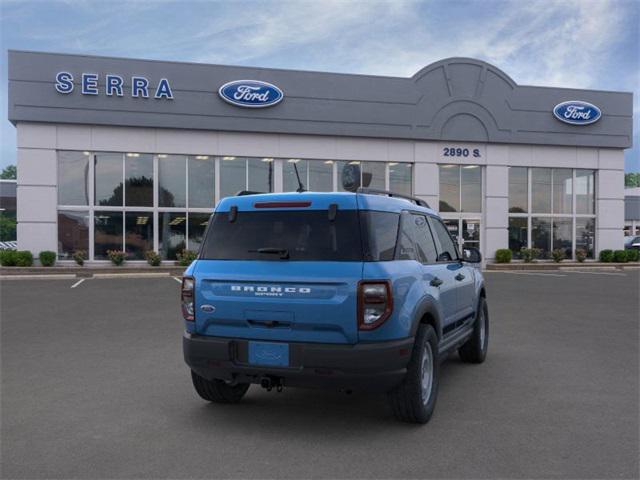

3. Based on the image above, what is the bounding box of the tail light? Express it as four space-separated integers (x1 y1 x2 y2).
358 281 393 330
181 276 195 321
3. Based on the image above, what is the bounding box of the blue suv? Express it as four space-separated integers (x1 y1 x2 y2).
182 189 488 423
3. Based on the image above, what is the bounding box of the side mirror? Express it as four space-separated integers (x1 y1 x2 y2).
463 247 482 263
341 164 361 192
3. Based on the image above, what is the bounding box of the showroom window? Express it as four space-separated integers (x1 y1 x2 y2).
508 168 596 259
56 152 414 261
438 165 482 213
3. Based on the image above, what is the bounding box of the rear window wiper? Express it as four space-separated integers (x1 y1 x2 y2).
248 247 290 259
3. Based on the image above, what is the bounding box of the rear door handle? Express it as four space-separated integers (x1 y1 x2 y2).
455 273 465 281
430 277 443 287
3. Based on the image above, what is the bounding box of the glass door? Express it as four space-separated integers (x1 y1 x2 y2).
441 218 481 254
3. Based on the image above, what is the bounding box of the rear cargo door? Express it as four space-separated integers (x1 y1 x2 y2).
193 198 363 344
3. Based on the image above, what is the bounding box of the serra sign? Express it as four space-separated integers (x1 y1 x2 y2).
218 80 283 108
55 72 174 99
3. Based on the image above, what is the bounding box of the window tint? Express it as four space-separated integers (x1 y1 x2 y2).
201 210 362 261
360 211 399 261
396 212 437 263
428 217 459 262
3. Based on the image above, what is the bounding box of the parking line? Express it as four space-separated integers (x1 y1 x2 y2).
488 271 567 277
173 277 182 284
566 270 626 276
70 278 86 288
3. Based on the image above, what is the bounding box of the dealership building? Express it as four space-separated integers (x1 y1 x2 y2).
7 50 633 262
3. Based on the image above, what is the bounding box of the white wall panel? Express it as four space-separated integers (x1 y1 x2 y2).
16 123 56 149
17 222 57 254
413 162 438 196
156 130 218 155
218 132 279 157
277 134 337 160
91 126 156 152
56 125 91 150
17 149 56 186
16 185 56 222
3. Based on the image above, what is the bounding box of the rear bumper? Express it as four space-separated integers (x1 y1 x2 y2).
183 332 414 392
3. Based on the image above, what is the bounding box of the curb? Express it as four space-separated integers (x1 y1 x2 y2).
0 266 186 277
486 262 638 271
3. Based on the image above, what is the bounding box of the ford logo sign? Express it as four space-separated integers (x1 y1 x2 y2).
218 80 283 108
553 100 601 125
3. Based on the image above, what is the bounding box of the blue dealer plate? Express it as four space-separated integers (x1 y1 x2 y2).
248 341 289 367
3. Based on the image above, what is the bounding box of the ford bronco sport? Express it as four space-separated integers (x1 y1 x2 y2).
182 188 488 424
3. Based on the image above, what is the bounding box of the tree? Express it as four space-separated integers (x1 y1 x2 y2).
625 172 640 188
1 165 16 179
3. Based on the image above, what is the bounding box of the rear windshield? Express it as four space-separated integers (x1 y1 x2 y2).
200 210 363 261
200 209 401 262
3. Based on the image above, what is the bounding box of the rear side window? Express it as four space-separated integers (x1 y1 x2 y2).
428 216 459 261
396 212 438 263
200 210 362 261
360 211 400 261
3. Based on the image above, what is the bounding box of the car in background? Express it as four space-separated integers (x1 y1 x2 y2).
624 236 640 250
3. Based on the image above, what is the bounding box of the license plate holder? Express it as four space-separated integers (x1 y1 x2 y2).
248 341 289 367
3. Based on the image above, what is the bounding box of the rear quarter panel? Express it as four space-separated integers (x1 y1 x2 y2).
359 260 432 342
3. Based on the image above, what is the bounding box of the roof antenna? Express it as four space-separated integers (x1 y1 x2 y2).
292 162 306 193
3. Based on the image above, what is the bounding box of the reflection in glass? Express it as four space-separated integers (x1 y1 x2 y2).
461 165 482 212
508 217 527 258
283 160 308 192
531 217 551 258
159 212 186 260
442 219 460 247
188 156 215 208
95 153 123 206
576 170 595 214
125 212 153 260
552 169 572 214
576 218 595 258
309 160 333 192
58 210 89 259
337 161 351 192
94 211 123 259
389 163 412 196
58 151 90 205
361 162 385 190
248 158 273 193
462 219 480 246
125 154 153 206
552 217 572 258
158 155 186 207
220 157 246 199
508 167 528 213
439 165 459 212
531 168 552 213
188 213 211 252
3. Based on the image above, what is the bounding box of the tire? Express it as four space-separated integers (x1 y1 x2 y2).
387 324 439 424
191 371 250 404
458 296 489 364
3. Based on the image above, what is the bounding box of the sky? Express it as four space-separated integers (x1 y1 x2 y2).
0 0 638 172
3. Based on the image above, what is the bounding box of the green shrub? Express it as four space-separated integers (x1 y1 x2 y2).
0 249 17 266
177 249 198 267
495 249 512 263
73 250 87 266
626 249 639 262
551 249 565 263
613 250 628 263
144 250 161 266
39 250 57 267
107 250 127 266
575 249 587 263
15 250 34 267
520 248 532 263
599 249 614 262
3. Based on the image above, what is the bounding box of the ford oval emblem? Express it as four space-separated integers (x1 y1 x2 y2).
218 80 284 108
553 100 601 125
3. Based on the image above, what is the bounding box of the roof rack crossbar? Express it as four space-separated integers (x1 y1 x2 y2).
356 188 430 209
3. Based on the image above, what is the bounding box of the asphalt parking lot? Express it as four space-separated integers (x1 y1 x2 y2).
1 270 638 479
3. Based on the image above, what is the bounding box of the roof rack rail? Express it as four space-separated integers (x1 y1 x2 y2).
356 188 430 209
235 190 265 196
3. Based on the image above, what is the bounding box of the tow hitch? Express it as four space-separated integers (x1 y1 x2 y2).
260 376 284 392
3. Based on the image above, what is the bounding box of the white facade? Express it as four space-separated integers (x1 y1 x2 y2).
16 122 626 262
